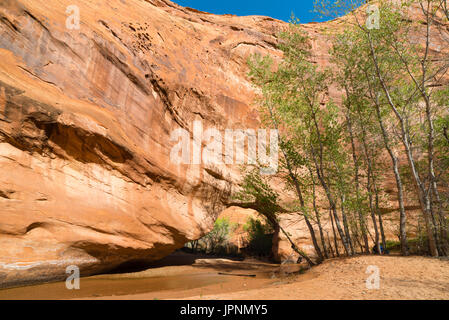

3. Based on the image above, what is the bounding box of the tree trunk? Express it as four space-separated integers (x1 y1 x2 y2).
308 101 352 256
366 29 438 257
374 104 409 256
326 232 335 258
329 208 340 257
356 109 381 255
289 172 324 263
340 194 355 255
276 221 316 266
345 107 370 253
315 162 351 255
363 68 409 256
266 102 324 264
309 167 329 259
373 180 387 250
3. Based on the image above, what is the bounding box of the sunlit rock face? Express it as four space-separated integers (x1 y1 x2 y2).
0 0 293 287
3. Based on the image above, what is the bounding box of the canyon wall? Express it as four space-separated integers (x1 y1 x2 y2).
0 0 319 287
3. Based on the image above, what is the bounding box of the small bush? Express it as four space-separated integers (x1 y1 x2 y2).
244 217 273 257
386 235 449 256
186 218 238 255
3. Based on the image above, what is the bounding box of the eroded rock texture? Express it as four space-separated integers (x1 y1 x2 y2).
0 0 299 287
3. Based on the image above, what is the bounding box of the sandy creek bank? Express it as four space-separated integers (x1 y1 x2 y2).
1 253 448 300
0 252 306 300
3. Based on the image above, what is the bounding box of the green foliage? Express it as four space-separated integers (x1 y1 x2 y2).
313 0 366 20
247 16 361 259
187 218 238 255
386 234 449 256
244 217 274 256
234 167 281 224
204 217 237 253
240 0 449 259
435 114 449 168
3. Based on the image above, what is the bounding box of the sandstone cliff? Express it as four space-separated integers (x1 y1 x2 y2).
0 0 308 288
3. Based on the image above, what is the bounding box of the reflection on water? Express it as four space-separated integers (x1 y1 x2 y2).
0 272 235 300
0 253 306 300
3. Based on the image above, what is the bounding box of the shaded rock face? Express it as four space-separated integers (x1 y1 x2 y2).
0 0 300 287
217 206 262 252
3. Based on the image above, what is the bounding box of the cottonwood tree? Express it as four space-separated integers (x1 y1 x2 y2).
247 22 357 259
320 0 449 256
234 167 317 265
331 26 398 255
241 0 448 262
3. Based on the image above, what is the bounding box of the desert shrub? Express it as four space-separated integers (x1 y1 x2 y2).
386 235 449 256
203 217 237 253
244 217 274 257
186 218 238 255
386 240 401 252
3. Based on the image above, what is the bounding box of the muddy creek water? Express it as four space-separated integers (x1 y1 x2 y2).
0 254 305 300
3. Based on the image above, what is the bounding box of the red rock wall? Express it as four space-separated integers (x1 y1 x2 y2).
0 0 293 287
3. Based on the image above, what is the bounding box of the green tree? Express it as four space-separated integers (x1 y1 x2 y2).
247 21 359 260
202 217 237 254
320 0 449 256
234 167 316 265
244 217 274 256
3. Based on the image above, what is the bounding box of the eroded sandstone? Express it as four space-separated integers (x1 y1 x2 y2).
0 0 297 288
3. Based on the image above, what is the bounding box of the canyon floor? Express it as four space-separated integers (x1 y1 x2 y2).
0 252 448 300
191 255 449 300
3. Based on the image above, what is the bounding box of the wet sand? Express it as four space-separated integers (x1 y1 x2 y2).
2 254 446 300
0 252 304 300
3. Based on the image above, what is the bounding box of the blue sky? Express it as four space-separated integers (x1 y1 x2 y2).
173 0 328 23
